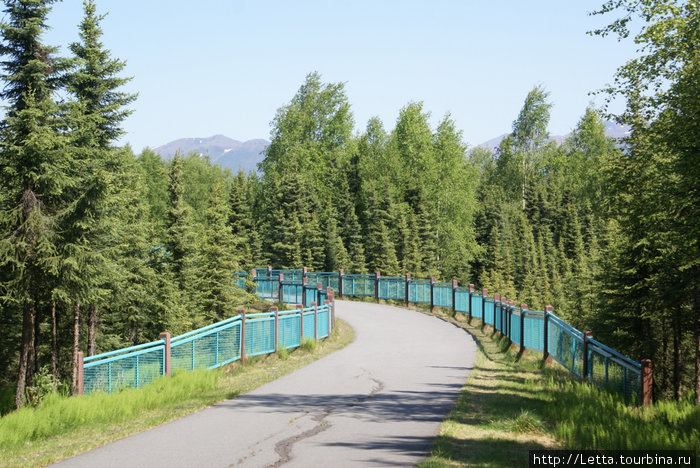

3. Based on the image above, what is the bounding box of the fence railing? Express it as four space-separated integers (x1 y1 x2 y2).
79 294 335 395
245 267 651 404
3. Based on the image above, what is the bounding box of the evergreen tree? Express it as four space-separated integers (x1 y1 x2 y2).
0 0 71 408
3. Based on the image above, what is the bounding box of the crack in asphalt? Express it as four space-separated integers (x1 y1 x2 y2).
267 376 386 468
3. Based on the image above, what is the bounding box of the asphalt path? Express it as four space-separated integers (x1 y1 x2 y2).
54 300 477 467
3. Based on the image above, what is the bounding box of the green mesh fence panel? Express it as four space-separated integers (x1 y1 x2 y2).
302 309 315 340
342 274 375 296
588 339 641 401
83 344 164 394
307 272 339 293
278 311 301 349
271 269 303 281
470 294 483 319
483 298 495 326
171 321 242 372
433 283 452 307
281 282 303 304
245 316 275 357
523 312 544 351
379 277 405 300
304 285 320 307
408 280 430 303
455 288 469 313
317 306 330 339
510 310 521 346
254 276 279 299
548 315 584 378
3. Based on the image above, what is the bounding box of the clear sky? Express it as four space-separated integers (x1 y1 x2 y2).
38 0 637 153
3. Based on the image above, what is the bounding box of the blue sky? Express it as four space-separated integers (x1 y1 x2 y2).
40 0 638 152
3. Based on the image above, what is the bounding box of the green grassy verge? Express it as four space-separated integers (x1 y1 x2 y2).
415 309 699 468
0 319 353 468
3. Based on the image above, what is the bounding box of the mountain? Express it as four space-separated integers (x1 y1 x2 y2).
476 121 630 152
153 135 269 173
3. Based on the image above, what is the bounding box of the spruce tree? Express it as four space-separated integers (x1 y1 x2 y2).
0 0 71 408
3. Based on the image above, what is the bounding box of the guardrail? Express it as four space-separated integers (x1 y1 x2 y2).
247 267 651 405
79 294 335 395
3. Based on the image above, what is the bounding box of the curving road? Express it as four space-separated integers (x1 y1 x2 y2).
54 300 477 467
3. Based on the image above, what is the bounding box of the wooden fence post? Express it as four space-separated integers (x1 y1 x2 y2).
159 332 171 376
451 279 458 315
520 303 527 353
544 305 553 362
493 294 500 335
405 273 411 306
582 331 593 381
278 273 284 303
238 308 246 363
642 359 653 407
468 284 474 323
480 288 487 330
77 351 84 395
338 269 344 298
375 272 380 303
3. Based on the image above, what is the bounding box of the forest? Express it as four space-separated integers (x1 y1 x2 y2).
0 0 697 411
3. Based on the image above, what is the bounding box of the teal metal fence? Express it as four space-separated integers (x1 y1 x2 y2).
81 301 334 395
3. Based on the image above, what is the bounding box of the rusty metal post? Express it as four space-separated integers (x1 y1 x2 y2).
544 305 553 362
468 284 474 323
520 304 527 353
451 279 458 315
582 331 593 382
430 277 436 312
278 273 284 303
494 294 500 335
405 273 411 306
481 288 488 330
338 269 344 298
375 272 380 303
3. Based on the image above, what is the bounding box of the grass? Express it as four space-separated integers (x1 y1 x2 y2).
0 318 353 468
414 309 700 467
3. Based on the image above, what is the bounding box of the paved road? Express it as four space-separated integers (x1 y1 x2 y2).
55 300 477 467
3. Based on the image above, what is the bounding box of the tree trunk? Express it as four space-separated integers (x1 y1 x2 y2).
673 308 682 401
88 304 97 356
33 302 41 376
15 298 35 409
51 300 58 380
70 301 80 396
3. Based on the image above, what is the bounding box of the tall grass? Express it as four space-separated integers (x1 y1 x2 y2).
0 369 220 450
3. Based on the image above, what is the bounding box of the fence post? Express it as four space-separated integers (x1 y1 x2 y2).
238 308 246 363
324 299 331 336
375 271 380 303
641 359 653 406
468 284 474 323
302 266 308 283
77 351 84 395
338 269 344 298
159 332 171 376
317 282 323 306
494 294 500 335
520 304 527 353
271 307 279 352
506 300 512 345
302 275 308 307
330 292 336 331
297 303 304 343
481 288 488 330
544 305 553 362
405 273 411 306
312 302 318 342
582 331 593 382
278 273 284 304
428 277 435 312
267 265 272 276
451 279 458 315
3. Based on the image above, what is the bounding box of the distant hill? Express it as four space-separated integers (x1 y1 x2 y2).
476 121 630 152
153 135 269 173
